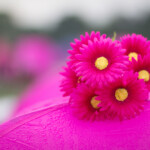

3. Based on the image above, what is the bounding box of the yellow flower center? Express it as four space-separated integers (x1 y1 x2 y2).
128 52 138 61
77 76 82 83
90 96 101 109
138 70 150 82
95 56 108 70
115 88 128 102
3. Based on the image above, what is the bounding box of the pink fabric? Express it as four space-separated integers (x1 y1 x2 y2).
0 99 150 150
14 71 63 116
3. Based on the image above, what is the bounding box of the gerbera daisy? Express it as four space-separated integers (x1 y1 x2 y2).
120 33 150 61
70 83 103 121
73 37 129 87
68 31 106 68
130 55 150 90
96 72 148 120
60 66 83 97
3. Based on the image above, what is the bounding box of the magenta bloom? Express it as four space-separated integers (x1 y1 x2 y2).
70 83 103 121
97 72 148 120
68 31 106 68
130 55 150 90
60 66 81 97
120 33 150 61
73 37 129 87
12 35 55 78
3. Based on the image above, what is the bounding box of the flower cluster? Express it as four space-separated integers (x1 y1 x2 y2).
60 32 150 121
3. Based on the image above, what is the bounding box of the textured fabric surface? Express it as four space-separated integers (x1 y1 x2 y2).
0 100 150 150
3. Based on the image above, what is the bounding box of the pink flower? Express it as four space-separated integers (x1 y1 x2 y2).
12 35 55 78
73 37 129 87
120 33 150 61
130 55 150 90
70 83 104 121
60 66 82 97
96 72 149 120
68 31 106 68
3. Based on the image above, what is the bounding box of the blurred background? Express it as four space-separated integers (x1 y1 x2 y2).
0 0 150 123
